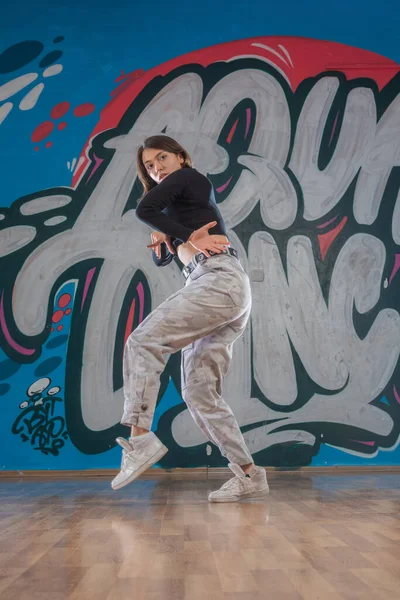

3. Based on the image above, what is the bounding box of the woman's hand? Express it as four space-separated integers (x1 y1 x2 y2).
188 221 230 257
147 231 175 259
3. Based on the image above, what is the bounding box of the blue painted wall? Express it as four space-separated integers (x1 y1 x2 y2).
1 0 400 470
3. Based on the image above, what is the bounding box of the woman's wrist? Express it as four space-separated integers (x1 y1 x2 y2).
187 232 197 249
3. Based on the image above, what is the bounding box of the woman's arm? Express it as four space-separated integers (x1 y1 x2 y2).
136 169 194 242
152 243 174 267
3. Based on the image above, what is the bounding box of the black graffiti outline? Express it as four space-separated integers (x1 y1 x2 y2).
1 58 400 463
12 395 68 456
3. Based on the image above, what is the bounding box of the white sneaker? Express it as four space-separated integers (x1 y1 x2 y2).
208 463 269 503
111 433 168 490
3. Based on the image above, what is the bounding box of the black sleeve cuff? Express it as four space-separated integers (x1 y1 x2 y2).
152 243 174 267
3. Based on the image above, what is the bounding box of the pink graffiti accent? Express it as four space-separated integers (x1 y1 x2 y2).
317 216 338 229
389 253 400 285
123 282 145 348
124 298 136 348
329 111 340 146
318 216 348 260
245 108 251 139
86 154 104 183
137 282 145 323
81 267 96 311
226 119 238 144
0 293 35 356
393 385 400 404
216 177 233 194
350 440 375 446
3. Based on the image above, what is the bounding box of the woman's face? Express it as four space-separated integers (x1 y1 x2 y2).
142 148 184 184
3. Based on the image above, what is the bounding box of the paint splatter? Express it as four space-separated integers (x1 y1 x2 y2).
0 41 44 74
58 293 71 308
51 101 70 119
39 50 63 69
74 103 95 117
52 310 64 323
31 121 54 142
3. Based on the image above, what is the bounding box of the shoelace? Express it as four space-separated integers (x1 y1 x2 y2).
218 475 249 494
120 448 143 471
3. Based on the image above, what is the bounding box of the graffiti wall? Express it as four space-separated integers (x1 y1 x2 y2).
1 26 400 469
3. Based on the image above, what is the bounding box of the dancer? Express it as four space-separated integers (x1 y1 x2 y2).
112 135 269 502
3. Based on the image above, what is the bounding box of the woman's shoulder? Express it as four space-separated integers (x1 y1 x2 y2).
153 167 210 194
169 167 208 180
179 167 211 186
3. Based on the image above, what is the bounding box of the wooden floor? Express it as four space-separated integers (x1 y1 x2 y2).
0 471 399 600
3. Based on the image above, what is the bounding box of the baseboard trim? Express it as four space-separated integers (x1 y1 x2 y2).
1 465 400 479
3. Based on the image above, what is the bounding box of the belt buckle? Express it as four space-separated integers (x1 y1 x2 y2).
196 252 207 264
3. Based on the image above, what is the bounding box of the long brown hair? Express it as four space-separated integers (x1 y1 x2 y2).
136 135 192 196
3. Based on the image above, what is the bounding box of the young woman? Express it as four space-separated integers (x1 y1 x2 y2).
111 135 269 502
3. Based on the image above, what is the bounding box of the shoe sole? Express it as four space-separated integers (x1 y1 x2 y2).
208 486 270 503
111 445 168 491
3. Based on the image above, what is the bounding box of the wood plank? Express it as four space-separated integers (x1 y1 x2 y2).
0 472 399 599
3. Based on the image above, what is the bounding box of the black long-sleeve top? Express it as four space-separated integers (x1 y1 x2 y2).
135 167 228 267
